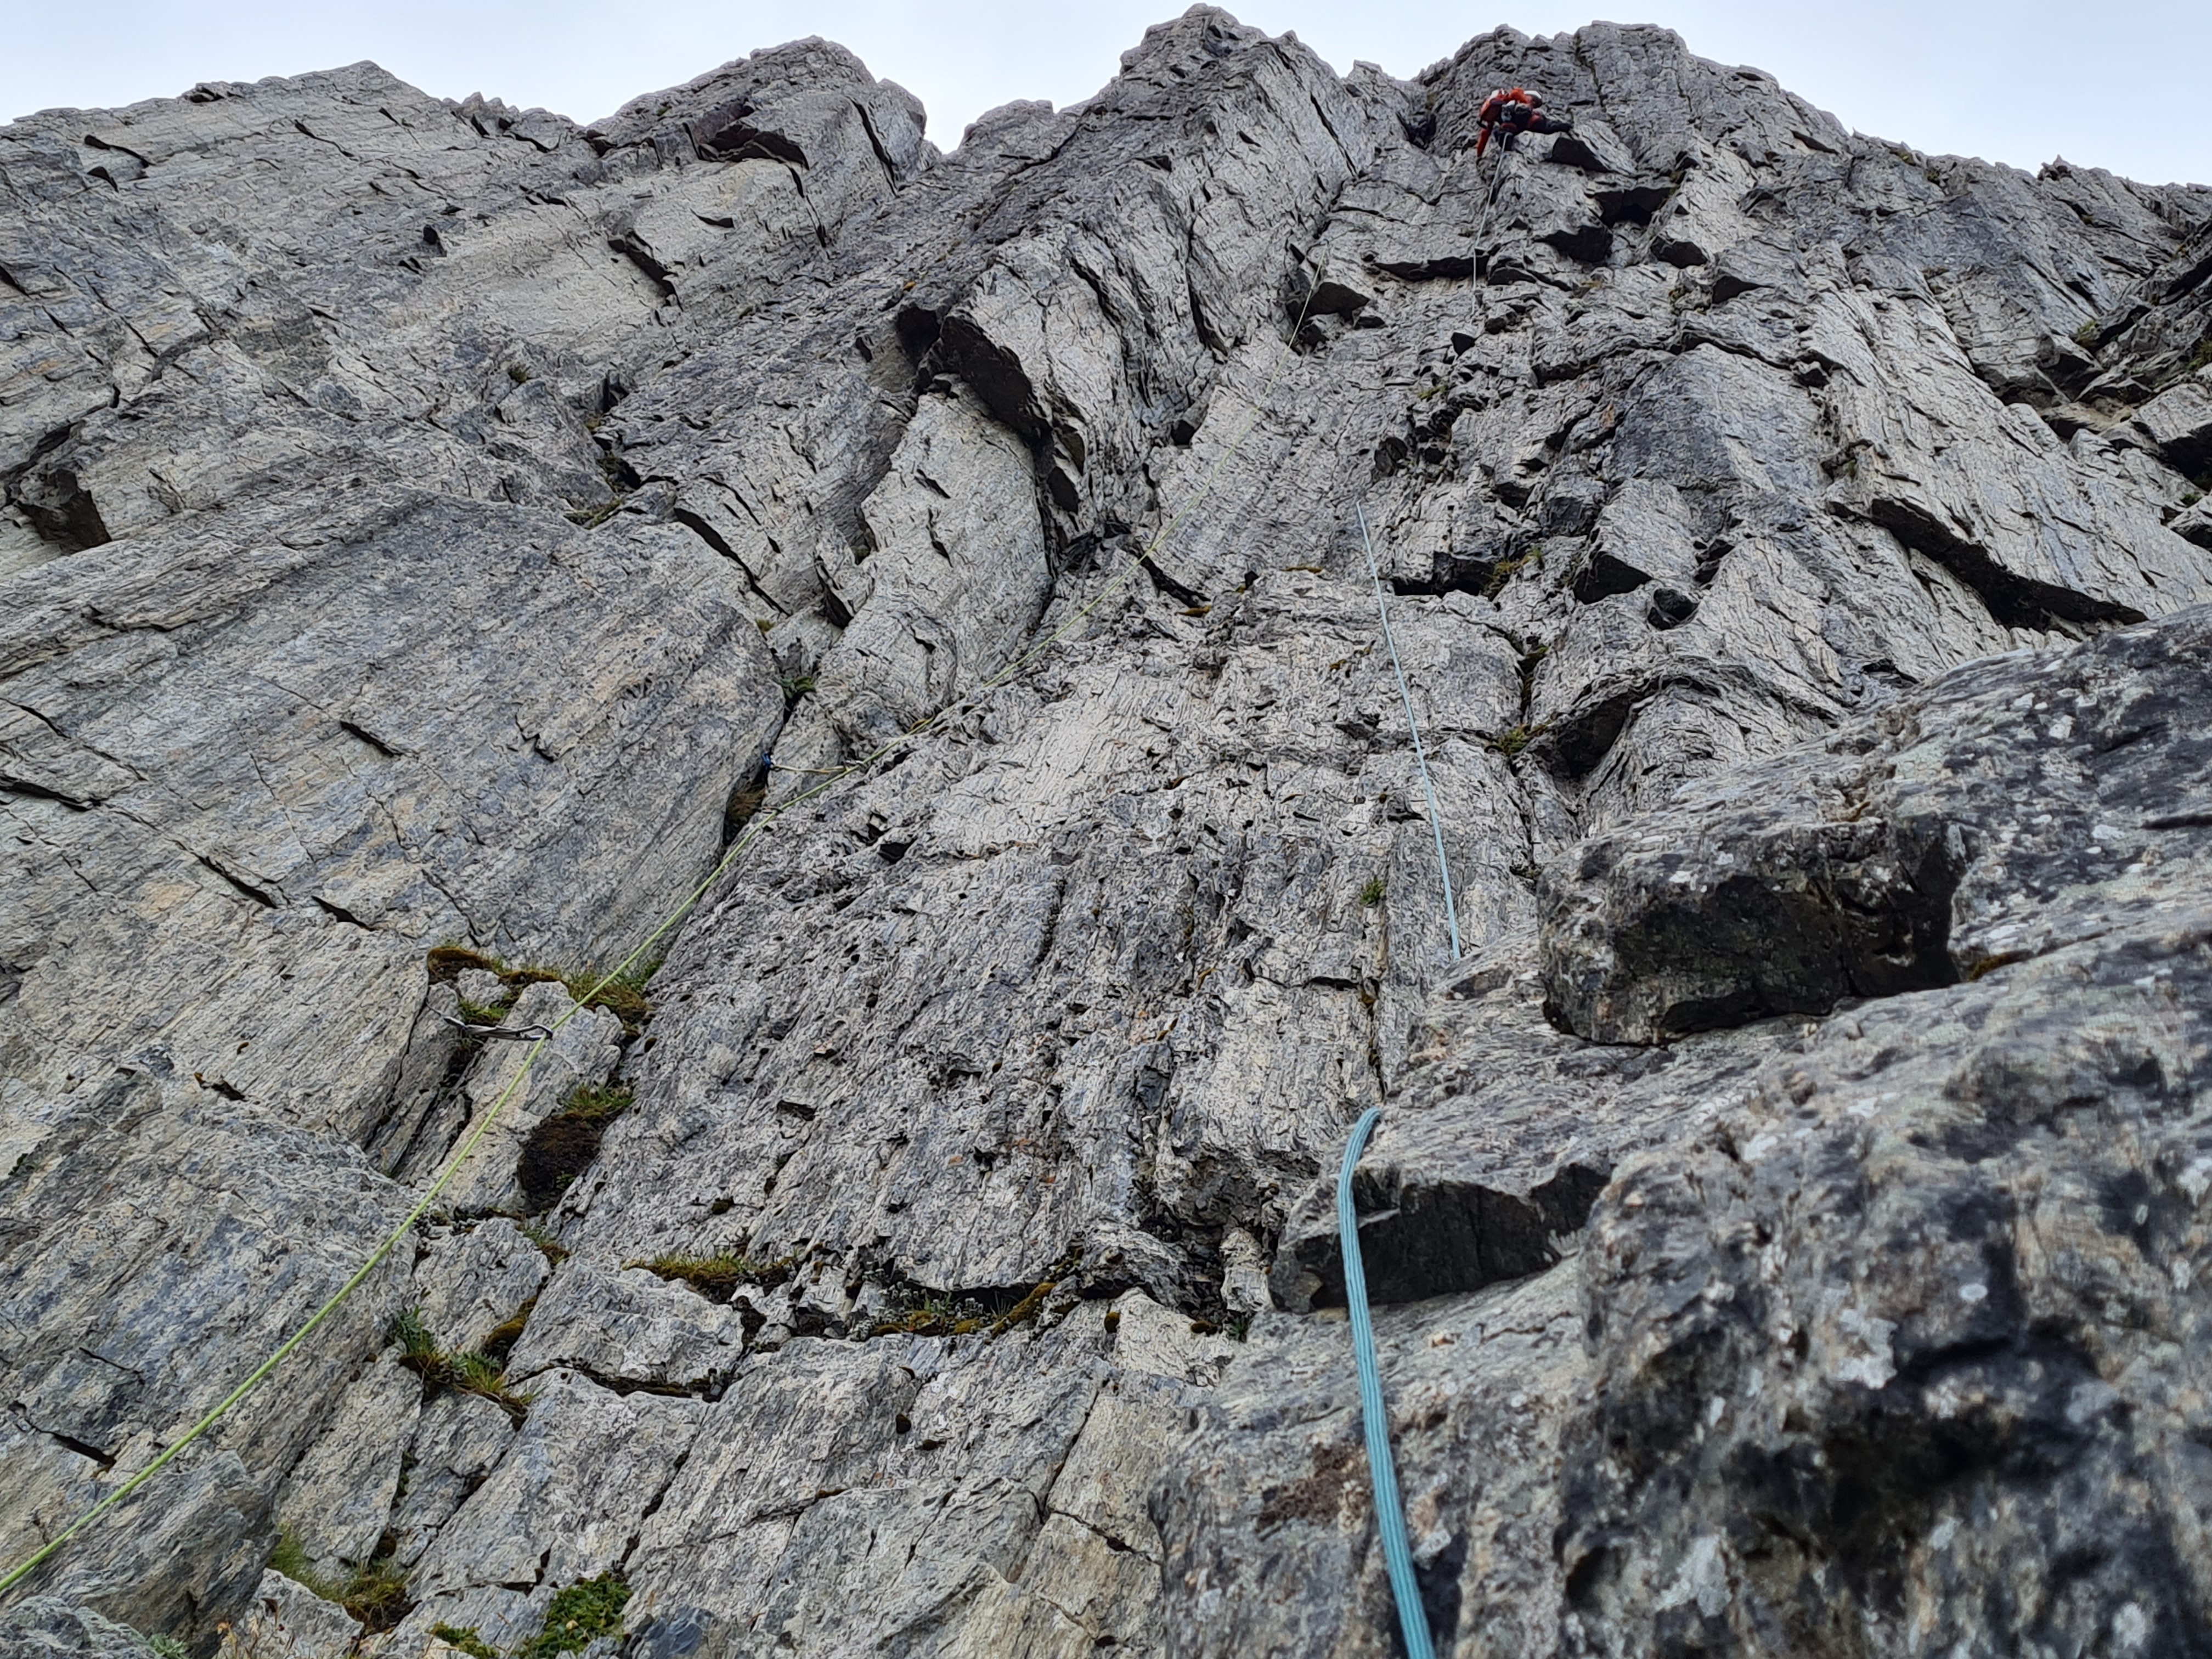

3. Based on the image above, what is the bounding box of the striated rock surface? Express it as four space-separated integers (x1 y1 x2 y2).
5 9 2212 1657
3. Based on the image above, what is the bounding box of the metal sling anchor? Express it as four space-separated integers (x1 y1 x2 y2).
441 1014 557 1042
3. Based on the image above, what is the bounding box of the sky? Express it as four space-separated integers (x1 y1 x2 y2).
3 1 2207 188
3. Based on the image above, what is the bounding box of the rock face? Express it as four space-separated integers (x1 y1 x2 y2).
5 10 2212 1658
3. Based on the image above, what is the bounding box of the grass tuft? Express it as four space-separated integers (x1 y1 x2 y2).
433 1627 501 1659
268 1532 317 1584
339 1557 411 1631
560 1084 635 1125
1358 876 1386 907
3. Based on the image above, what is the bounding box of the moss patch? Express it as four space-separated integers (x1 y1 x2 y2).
480 1297 536 1365
632 1252 794 1302
517 1084 636 1212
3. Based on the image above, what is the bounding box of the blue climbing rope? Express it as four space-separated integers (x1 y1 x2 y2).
1325 145 1512 1659
1339 1105 1435 1659
1356 501 1462 962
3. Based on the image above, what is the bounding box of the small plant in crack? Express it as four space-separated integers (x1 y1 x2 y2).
267 1531 414 1631
426 945 658 1036
518 1221 572 1264
563 498 622 529
1482 543 1542 599
562 453 633 528
1358 876 1387 907
985 1254 1077 1337
388 1306 439 1368
1488 723 1546 757
872 1294 988 1338
516 1573 630 1659
387 1306 538 1422
871 1253 1076 1340
432 1627 501 1659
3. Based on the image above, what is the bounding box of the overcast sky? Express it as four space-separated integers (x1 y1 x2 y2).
5 1 2207 188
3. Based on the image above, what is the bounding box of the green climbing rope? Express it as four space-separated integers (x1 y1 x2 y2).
1356 500 1461 962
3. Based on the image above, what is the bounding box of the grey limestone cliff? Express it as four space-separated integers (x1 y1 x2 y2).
6 9 2212 1657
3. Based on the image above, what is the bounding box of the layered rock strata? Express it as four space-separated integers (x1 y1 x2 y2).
5 9 2212 1656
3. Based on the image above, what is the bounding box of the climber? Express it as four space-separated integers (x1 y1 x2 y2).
1474 87 1572 159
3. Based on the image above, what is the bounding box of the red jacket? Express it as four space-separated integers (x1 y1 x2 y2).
1476 88 1543 159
